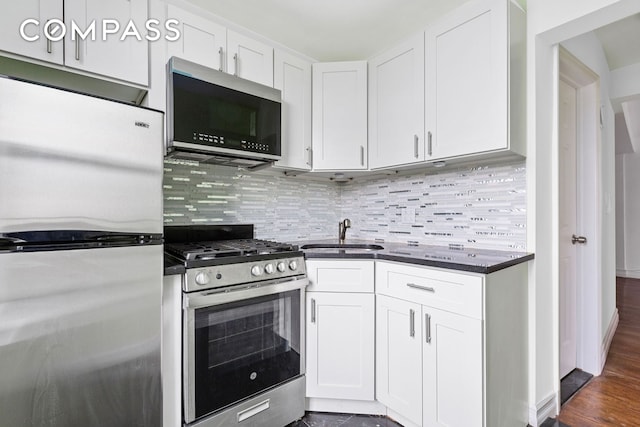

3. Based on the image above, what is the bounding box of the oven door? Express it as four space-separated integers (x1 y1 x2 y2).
183 277 307 424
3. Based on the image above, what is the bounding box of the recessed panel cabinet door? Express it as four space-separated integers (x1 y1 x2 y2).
274 50 312 170
375 294 422 426
227 30 274 87
369 33 425 169
422 306 483 427
0 0 64 64
166 4 226 72
425 0 508 160
306 292 375 400
312 61 368 171
64 0 149 85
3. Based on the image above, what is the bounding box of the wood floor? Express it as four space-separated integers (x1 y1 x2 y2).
558 276 640 426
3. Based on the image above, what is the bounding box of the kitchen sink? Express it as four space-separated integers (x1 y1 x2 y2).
300 243 384 251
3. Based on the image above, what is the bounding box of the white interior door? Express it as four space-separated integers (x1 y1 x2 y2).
559 78 578 379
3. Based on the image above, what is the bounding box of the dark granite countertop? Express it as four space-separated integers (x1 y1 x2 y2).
296 239 534 274
164 253 185 276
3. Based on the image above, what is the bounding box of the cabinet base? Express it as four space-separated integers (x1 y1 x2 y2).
306 398 385 415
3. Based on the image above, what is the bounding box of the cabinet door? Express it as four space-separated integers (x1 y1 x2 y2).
306 292 375 401
166 4 226 72
375 295 422 425
425 0 508 160
312 61 368 171
306 260 374 293
274 50 312 170
0 0 64 64
227 30 274 87
369 33 425 169
422 306 483 427
64 0 149 85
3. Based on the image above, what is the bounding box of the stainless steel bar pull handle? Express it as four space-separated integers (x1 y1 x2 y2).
414 135 419 158
233 53 238 76
409 309 415 337
360 146 365 166
572 234 587 245
427 131 433 156
75 37 80 61
46 20 53 54
306 147 312 166
425 313 432 343
218 47 223 71
407 283 435 293
310 298 316 323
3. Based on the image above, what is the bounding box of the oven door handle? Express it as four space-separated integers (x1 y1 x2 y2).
184 277 309 309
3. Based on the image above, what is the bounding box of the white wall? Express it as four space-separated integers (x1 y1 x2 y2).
615 154 625 271
527 0 640 424
621 153 640 272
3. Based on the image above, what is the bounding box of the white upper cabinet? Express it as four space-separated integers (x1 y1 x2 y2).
0 1 64 64
425 0 525 161
312 61 368 171
274 50 312 170
227 30 274 87
165 6 273 87
0 0 149 86
368 33 425 169
64 0 149 86
166 4 226 72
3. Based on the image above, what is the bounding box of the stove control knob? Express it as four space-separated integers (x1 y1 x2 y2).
277 262 286 273
289 260 298 271
264 263 275 274
195 272 210 286
251 265 263 276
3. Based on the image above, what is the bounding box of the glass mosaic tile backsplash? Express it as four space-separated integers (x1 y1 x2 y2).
163 159 527 250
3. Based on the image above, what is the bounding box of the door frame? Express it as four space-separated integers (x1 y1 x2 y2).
558 47 602 380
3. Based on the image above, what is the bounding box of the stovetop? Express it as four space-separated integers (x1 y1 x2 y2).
163 225 304 270
165 239 300 262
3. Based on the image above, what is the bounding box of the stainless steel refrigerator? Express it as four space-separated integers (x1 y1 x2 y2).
0 76 164 426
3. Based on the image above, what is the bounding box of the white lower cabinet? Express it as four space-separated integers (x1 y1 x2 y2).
422 306 483 427
306 292 375 400
376 260 529 427
305 260 378 412
304 259 528 426
375 294 423 426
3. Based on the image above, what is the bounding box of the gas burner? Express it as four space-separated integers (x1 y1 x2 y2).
165 238 300 266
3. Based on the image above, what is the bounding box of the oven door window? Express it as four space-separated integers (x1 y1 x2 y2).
193 289 301 418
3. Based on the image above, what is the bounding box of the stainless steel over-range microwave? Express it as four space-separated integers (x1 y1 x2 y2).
166 57 282 166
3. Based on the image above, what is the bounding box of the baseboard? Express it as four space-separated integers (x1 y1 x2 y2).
601 308 619 371
529 392 557 427
617 270 640 279
305 397 385 415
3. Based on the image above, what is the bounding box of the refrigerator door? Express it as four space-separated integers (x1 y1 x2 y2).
0 245 162 426
0 77 163 234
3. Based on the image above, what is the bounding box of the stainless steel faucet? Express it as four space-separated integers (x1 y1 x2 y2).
338 218 351 243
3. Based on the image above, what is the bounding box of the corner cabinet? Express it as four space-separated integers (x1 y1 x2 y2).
0 0 149 86
368 34 425 169
304 260 378 412
273 50 312 171
424 0 525 162
375 261 528 427
311 61 368 171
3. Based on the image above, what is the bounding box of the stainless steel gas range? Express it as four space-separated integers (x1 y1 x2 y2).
164 225 307 427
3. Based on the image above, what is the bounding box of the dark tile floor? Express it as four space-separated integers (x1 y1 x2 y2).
289 411 571 427
560 368 593 405
286 412 402 427
540 418 571 427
